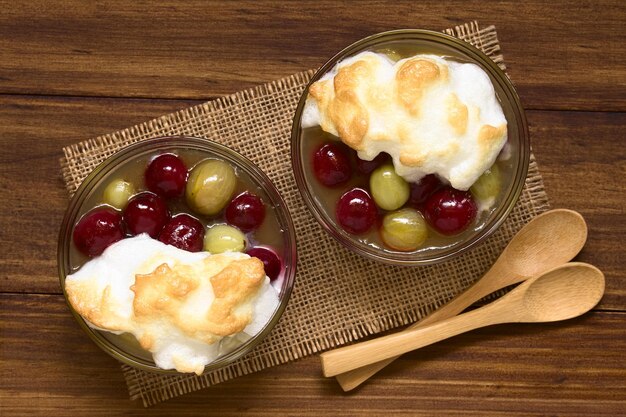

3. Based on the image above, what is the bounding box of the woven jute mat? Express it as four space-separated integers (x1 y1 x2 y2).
60 21 549 406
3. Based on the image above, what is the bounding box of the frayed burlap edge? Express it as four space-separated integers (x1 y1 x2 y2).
60 21 549 407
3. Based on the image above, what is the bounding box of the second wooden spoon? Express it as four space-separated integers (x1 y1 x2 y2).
323 262 604 377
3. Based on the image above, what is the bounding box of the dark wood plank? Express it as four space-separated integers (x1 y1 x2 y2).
1 293 624 416
1 2 624 415
1 95 624 310
0 0 624 111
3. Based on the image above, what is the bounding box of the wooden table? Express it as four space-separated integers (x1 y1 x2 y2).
1 1 625 415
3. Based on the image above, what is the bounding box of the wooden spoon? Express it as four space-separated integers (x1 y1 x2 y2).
333 209 587 390
322 262 604 377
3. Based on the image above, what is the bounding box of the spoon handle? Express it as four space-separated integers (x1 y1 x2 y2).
334 266 519 390
322 297 510 377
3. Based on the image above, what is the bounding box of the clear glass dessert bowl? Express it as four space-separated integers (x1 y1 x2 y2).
291 29 529 266
58 136 297 374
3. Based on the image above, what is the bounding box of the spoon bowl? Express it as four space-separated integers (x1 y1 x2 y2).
503 209 588 278
322 262 604 377
522 263 605 322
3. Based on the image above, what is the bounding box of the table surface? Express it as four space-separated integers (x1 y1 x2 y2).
1 1 625 415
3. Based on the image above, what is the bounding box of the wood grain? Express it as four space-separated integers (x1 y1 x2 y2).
0 1 624 110
1 294 624 416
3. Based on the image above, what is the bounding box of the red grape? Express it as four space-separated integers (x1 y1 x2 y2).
408 174 443 208
145 153 188 198
225 192 266 232
313 142 351 187
124 192 170 238
73 207 124 257
158 214 205 252
246 247 281 281
424 187 477 235
336 188 377 234
355 153 389 175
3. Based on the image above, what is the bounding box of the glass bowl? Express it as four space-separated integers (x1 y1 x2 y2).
58 136 297 374
291 29 529 266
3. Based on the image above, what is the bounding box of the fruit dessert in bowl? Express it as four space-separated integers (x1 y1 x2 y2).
291 30 529 265
58 137 296 374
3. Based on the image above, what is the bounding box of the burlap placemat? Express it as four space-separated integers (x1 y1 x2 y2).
60 21 549 406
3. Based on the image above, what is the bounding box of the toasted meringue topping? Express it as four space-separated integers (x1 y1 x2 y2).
302 51 508 190
65 234 279 375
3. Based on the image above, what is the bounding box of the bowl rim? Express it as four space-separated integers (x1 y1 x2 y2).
58 136 297 374
290 28 530 266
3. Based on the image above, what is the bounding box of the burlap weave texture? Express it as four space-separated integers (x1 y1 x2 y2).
60 21 549 406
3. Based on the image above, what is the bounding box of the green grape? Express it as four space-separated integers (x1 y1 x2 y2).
379 48 403 62
380 208 428 251
204 224 246 254
186 159 237 216
370 164 409 211
102 179 135 210
471 163 502 202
